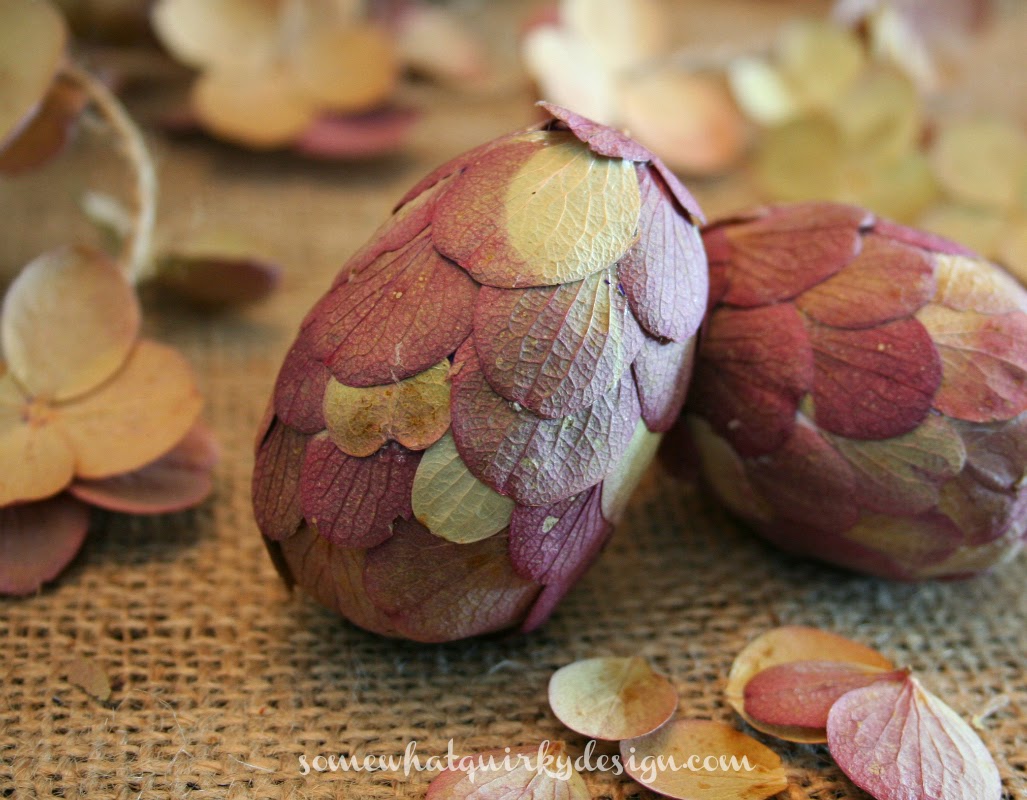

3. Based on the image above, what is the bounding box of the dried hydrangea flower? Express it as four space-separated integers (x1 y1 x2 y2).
681 202 1027 580
253 104 707 642
0 247 211 595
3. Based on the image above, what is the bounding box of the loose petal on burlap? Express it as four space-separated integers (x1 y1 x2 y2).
273 340 330 434
798 235 935 328
302 229 477 387
688 304 813 456
0 494 89 596
426 743 590 800
450 341 639 505
1 247 140 402
509 486 606 583
289 24 397 114
600 419 662 522
917 304 1027 423
809 317 941 440
473 268 644 418
632 336 695 433
720 203 868 307
432 132 642 288
252 420 307 541
300 434 417 548
60 340 203 480
746 419 860 532
539 101 654 162
363 519 539 643
618 166 707 341
293 107 418 161
70 422 219 514
151 0 277 71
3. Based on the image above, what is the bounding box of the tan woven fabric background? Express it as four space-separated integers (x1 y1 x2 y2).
1 2 1025 797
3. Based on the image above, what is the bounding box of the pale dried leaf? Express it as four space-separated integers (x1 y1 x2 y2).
600 419 660 523
0 494 89 596
777 19 864 109
290 23 397 113
151 0 278 71
64 655 112 701
1 247 140 402
931 119 1027 211
426 742 590 800
548 656 678 740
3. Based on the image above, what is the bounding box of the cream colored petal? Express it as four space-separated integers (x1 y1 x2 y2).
563 0 668 73
1 246 140 402
728 57 802 126
59 340 202 479
600 420 661 523
289 23 398 113
521 26 618 125
0 372 74 505
777 19 864 109
151 0 278 72
0 0 67 147
191 69 315 149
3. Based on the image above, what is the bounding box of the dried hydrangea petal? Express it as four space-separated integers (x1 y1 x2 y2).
426 743 590 800
0 0 67 148
450 341 639 505
289 24 396 113
930 118 1027 212
549 656 677 740
473 268 644 418
252 420 307 542
363 519 538 643
303 228 477 387
433 132 642 288
0 494 89 596
1 247 140 402
300 434 417 548
411 433 513 544
756 117 845 204
151 0 278 72
632 337 695 433
600 419 661 522
508 486 606 583
323 361 450 458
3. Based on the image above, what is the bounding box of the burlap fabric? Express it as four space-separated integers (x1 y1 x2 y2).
1 3 1026 797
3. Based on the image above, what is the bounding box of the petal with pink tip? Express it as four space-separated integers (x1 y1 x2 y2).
363 519 539 643
473 268 644 418
618 166 708 342
450 341 639 505
0 494 89 596
688 304 813 456
722 203 867 307
810 318 941 440
69 422 218 514
299 433 418 548
873 217 978 257
302 228 477 387
798 235 935 328
252 420 307 542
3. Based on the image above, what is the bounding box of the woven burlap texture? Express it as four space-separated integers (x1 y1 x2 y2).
2 3 1027 797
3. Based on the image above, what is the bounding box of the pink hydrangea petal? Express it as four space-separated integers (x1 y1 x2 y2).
810 317 942 440
619 166 708 342
874 217 978 257
473 269 644 418
363 519 540 643
798 235 936 329
538 101 655 162
688 304 814 456
69 423 219 514
632 336 695 433
450 340 640 505
745 420 860 532
0 494 90 596
292 107 418 160
273 340 330 434
252 420 307 541
722 203 869 307
299 433 418 548
651 158 706 223
301 228 477 387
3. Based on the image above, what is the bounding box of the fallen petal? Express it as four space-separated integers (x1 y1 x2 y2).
426 742 589 800
293 107 418 160
0 494 89 596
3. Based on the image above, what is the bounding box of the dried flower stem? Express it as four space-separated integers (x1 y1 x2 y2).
59 62 157 284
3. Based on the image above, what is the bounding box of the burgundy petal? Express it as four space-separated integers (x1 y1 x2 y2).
874 217 978 257
798 235 936 329
293 107 418 160
473 268 644 418
508 486 609 584
363 519 540 643
0 495 90 596
810 318 942 440
299 433 419 548
252 420 308 541
301 228 477 387
745 420 860 532
450 340 640 505
633 336 695 433
70 423 219 514
539 101 655 161
273 340 330 434
619 166 708 342
688 304 814 456
722 203 868 307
